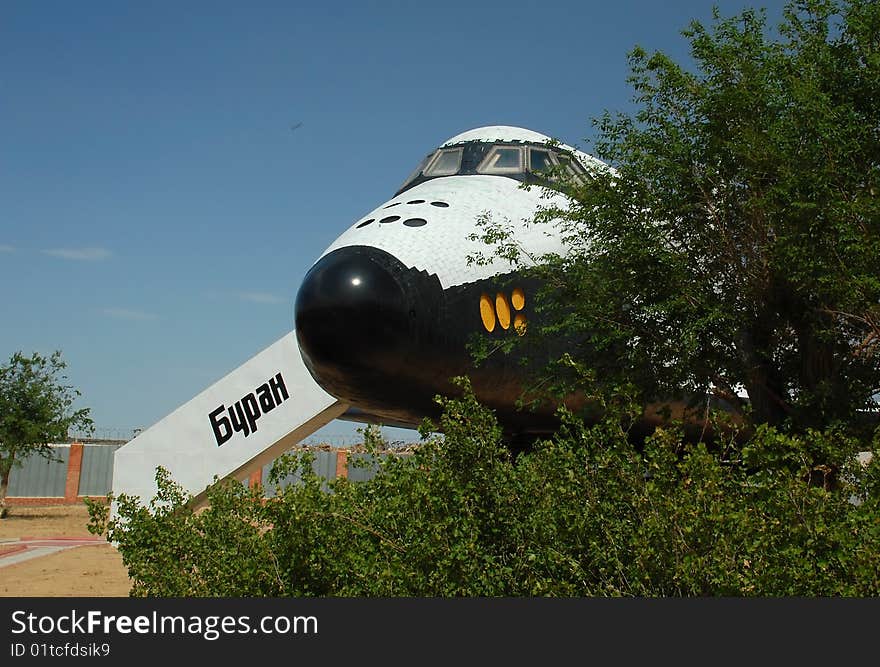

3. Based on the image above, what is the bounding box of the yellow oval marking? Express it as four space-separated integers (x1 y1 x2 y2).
511 287 525 311
496 293 511 330
479 293 496 332
514 313 527 336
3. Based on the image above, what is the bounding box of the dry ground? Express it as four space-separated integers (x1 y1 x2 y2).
0 504 132 597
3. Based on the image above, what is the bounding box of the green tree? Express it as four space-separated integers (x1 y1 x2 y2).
0 351 93 516
474 0 880 436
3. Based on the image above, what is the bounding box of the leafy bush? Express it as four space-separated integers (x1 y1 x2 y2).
88 378 880 597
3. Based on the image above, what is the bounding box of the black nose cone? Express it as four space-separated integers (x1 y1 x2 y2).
294 246 411 401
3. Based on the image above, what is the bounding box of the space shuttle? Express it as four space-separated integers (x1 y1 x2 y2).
112 126 608 504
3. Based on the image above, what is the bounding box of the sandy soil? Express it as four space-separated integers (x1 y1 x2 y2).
0 505 96 539
0 504 132 597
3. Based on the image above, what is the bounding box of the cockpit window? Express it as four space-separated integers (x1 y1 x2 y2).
399 152 434 191
556 153 587 184
423 148 463 177
394 140 590 196
528 148 554 173
477 146 523 174
525 147 588 186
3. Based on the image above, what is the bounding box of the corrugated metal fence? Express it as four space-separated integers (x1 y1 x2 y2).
7 446 71 498
6 443 385 504
258 451 390 494
78 444 126 496
6 443 126 503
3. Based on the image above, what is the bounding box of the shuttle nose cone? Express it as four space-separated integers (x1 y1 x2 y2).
294 246 411 400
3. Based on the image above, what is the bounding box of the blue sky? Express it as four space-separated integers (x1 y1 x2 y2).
1 0 786 443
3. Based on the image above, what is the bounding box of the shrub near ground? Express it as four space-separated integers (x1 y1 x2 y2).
87 379 880 597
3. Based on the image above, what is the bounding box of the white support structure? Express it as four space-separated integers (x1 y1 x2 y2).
111 331 347 507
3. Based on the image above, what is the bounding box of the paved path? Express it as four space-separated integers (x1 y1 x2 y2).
0 537 103 568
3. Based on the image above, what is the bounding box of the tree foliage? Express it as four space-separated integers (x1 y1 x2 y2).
89 378 880 596
473 0 880 435
0 351 93 515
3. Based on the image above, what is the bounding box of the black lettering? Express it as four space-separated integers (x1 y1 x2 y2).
209 405 233 446
228 401 250 437
269 372 289 404
256 383 275 413
208 371 289 445
241 393 260 434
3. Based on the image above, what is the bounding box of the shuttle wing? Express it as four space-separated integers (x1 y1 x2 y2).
111 331 348 508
